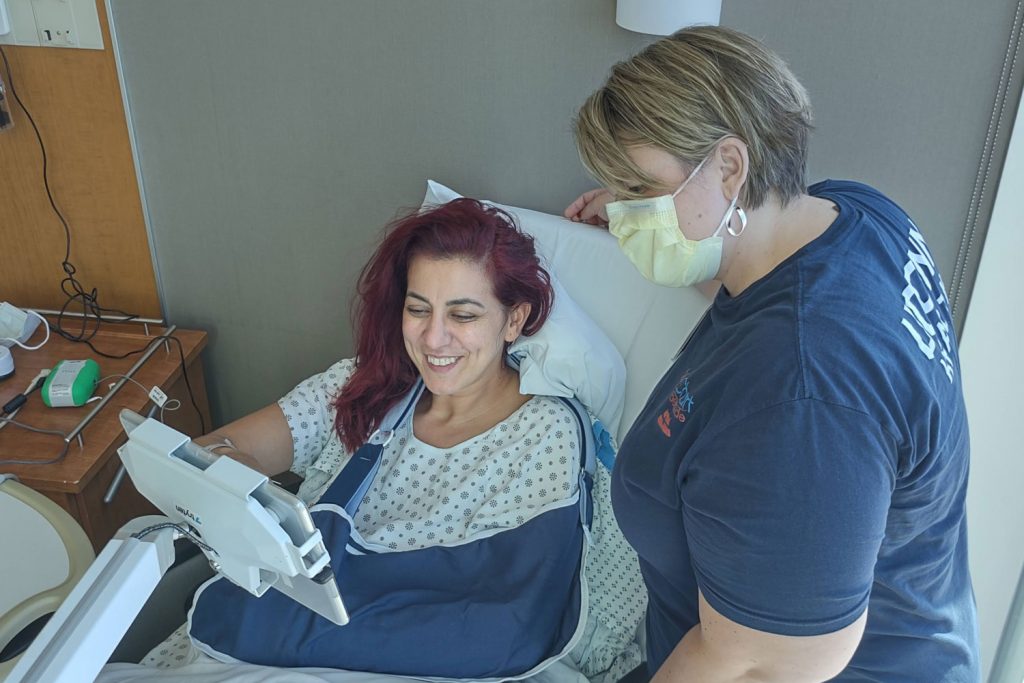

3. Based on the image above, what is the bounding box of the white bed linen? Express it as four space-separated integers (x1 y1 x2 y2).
98 656 590 683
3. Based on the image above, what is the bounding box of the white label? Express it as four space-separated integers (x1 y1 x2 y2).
47 360 87 407
148 386 168 407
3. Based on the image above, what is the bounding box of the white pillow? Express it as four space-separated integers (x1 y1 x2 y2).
509 275 625 437
422 180 710 445
422 181 626 437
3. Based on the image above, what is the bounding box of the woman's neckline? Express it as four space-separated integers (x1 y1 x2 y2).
409 394 539 451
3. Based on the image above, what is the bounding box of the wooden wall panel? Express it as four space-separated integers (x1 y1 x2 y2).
0 0 160 318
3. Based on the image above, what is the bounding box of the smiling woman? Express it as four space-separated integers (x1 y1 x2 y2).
402 256 532 449
335 198 553 454
117 198 646 682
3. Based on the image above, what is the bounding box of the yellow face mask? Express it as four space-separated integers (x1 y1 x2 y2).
607 156 744 288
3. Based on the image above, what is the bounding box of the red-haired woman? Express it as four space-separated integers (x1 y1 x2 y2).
196 198 556 507
131 199 644 681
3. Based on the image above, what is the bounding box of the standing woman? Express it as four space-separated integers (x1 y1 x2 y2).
566 26 978 682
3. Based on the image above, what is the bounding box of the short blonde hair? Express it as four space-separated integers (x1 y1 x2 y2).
574 26 813 208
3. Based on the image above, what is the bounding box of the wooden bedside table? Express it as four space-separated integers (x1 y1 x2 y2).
0 320 210 552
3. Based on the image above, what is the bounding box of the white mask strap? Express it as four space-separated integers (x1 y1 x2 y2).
712 196 739 237
670 155 711 199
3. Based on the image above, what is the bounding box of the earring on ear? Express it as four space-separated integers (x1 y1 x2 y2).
727 206 748 237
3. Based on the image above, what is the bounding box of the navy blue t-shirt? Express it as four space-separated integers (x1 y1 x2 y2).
611 180 979 681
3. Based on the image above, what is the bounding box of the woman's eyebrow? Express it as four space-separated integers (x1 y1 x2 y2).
446 298 485 308
405 292 485 308
406 291 429 304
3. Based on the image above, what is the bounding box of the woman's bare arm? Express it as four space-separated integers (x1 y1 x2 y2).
194 403 295 476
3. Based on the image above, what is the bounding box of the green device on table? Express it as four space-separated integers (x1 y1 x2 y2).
41 359 101 408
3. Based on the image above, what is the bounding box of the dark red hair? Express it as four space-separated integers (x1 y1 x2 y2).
333 198 553 452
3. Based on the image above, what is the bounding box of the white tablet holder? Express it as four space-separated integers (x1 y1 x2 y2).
8 411 347 683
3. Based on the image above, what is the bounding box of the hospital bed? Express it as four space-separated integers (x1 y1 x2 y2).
0 475 95 680
1 181 712 683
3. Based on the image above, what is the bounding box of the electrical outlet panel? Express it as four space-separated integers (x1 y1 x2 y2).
32 0 76 47
0 0 103 50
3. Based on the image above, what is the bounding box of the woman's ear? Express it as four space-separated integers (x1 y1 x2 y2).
504 303 532 342
717 137 749 203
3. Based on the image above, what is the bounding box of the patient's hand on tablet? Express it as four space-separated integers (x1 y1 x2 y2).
564 188 613 227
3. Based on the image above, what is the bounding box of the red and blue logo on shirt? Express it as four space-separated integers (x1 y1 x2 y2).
658 375 694 437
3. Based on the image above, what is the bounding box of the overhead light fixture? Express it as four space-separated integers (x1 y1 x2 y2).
616 0 721 36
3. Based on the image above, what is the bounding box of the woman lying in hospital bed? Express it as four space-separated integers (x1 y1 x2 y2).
99 198 646 683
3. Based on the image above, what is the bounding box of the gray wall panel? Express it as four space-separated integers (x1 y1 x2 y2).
109 0 651 422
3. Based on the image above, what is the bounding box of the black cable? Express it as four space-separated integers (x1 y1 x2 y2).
57 327 154 360
0 46 140 343
131 522 218 556
0 331 207 464
1 374 46 415
71 332 207 434
1 50 206 438
165 334 208 435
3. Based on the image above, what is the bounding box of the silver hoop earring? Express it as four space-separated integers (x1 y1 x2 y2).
727 207 748 237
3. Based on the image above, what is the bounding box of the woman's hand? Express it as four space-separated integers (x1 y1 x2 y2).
564 188 614 227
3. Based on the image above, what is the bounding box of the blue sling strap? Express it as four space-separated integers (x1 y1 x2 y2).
189 382 596 680
328 381 424 517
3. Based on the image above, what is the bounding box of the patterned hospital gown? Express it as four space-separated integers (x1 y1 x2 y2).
143 359 645 682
